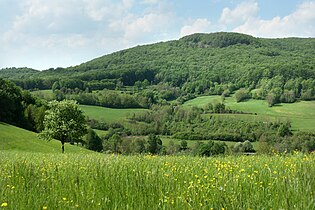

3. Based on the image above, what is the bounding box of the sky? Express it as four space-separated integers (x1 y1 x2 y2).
0 0 314 70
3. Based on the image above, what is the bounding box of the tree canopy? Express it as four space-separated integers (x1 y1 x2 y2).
39 100 87 153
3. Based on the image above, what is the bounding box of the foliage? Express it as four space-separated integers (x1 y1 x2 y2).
259 131 315 153
197 141 227 156
233 140 255 153
103 134 122 153
39 100 87 153
235 88 251 102
0 78 25 126
85 128 103 152
0 78 46 130
147 134 163 155
1 32 314 105
128 104 285 142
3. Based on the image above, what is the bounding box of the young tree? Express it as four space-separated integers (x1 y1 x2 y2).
147 134 162 154
103 134 122 153
234 88 250 103
180 140 188 150
39 100 87 153
86 128 103 152
266 92 278 107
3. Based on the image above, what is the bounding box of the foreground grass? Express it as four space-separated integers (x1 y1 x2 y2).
184 96 315 132
1 152 314 209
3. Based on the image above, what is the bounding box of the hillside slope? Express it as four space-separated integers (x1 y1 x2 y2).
1 32 314 103
1 32 314 84
0 122 90 153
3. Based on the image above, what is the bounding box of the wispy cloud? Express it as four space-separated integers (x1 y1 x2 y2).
219 1 259 26
233 1 315 37
180 19 212 37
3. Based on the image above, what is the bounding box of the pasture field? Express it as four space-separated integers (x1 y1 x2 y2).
184 96 315 132
0 151 314 209
0 123 90 154
80 105 148 123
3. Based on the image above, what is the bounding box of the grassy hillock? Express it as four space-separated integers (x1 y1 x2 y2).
0 122 90 153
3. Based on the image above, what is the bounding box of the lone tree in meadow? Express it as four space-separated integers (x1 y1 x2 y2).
39 100 87 153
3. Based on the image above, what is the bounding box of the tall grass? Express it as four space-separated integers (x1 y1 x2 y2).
1 152 314 209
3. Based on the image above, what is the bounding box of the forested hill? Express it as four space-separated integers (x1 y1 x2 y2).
1 32 315 98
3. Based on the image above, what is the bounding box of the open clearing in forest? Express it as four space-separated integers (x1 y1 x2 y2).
79 105 148 123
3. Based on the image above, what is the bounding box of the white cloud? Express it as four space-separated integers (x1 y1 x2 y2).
0 0 177 69
229 1 315 37
110 12 174 41
219 1 259 26
83 0 133 21
180 18 212 37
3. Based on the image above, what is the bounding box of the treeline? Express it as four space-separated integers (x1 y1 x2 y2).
86 129 228 157
126 104 290 142
0 78 47 132
51 82 182 109
258 132 315 154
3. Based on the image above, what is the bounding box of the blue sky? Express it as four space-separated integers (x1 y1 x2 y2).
0 0 314 70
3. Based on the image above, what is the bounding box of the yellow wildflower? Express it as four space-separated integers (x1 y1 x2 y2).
1 202 8 207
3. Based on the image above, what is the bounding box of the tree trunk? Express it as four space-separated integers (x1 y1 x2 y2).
61 141 65 153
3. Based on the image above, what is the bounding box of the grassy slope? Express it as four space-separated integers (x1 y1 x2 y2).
0 123 90 153
184 96 315 132
80 105 147 123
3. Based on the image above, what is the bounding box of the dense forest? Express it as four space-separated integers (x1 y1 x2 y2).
1 32 315 105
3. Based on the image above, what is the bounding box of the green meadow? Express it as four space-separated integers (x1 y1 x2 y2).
184 96 315 132
0 123 89 154
79 105 147 123
0 151 314 209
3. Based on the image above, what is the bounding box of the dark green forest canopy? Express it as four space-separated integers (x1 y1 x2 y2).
1 32 315 92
